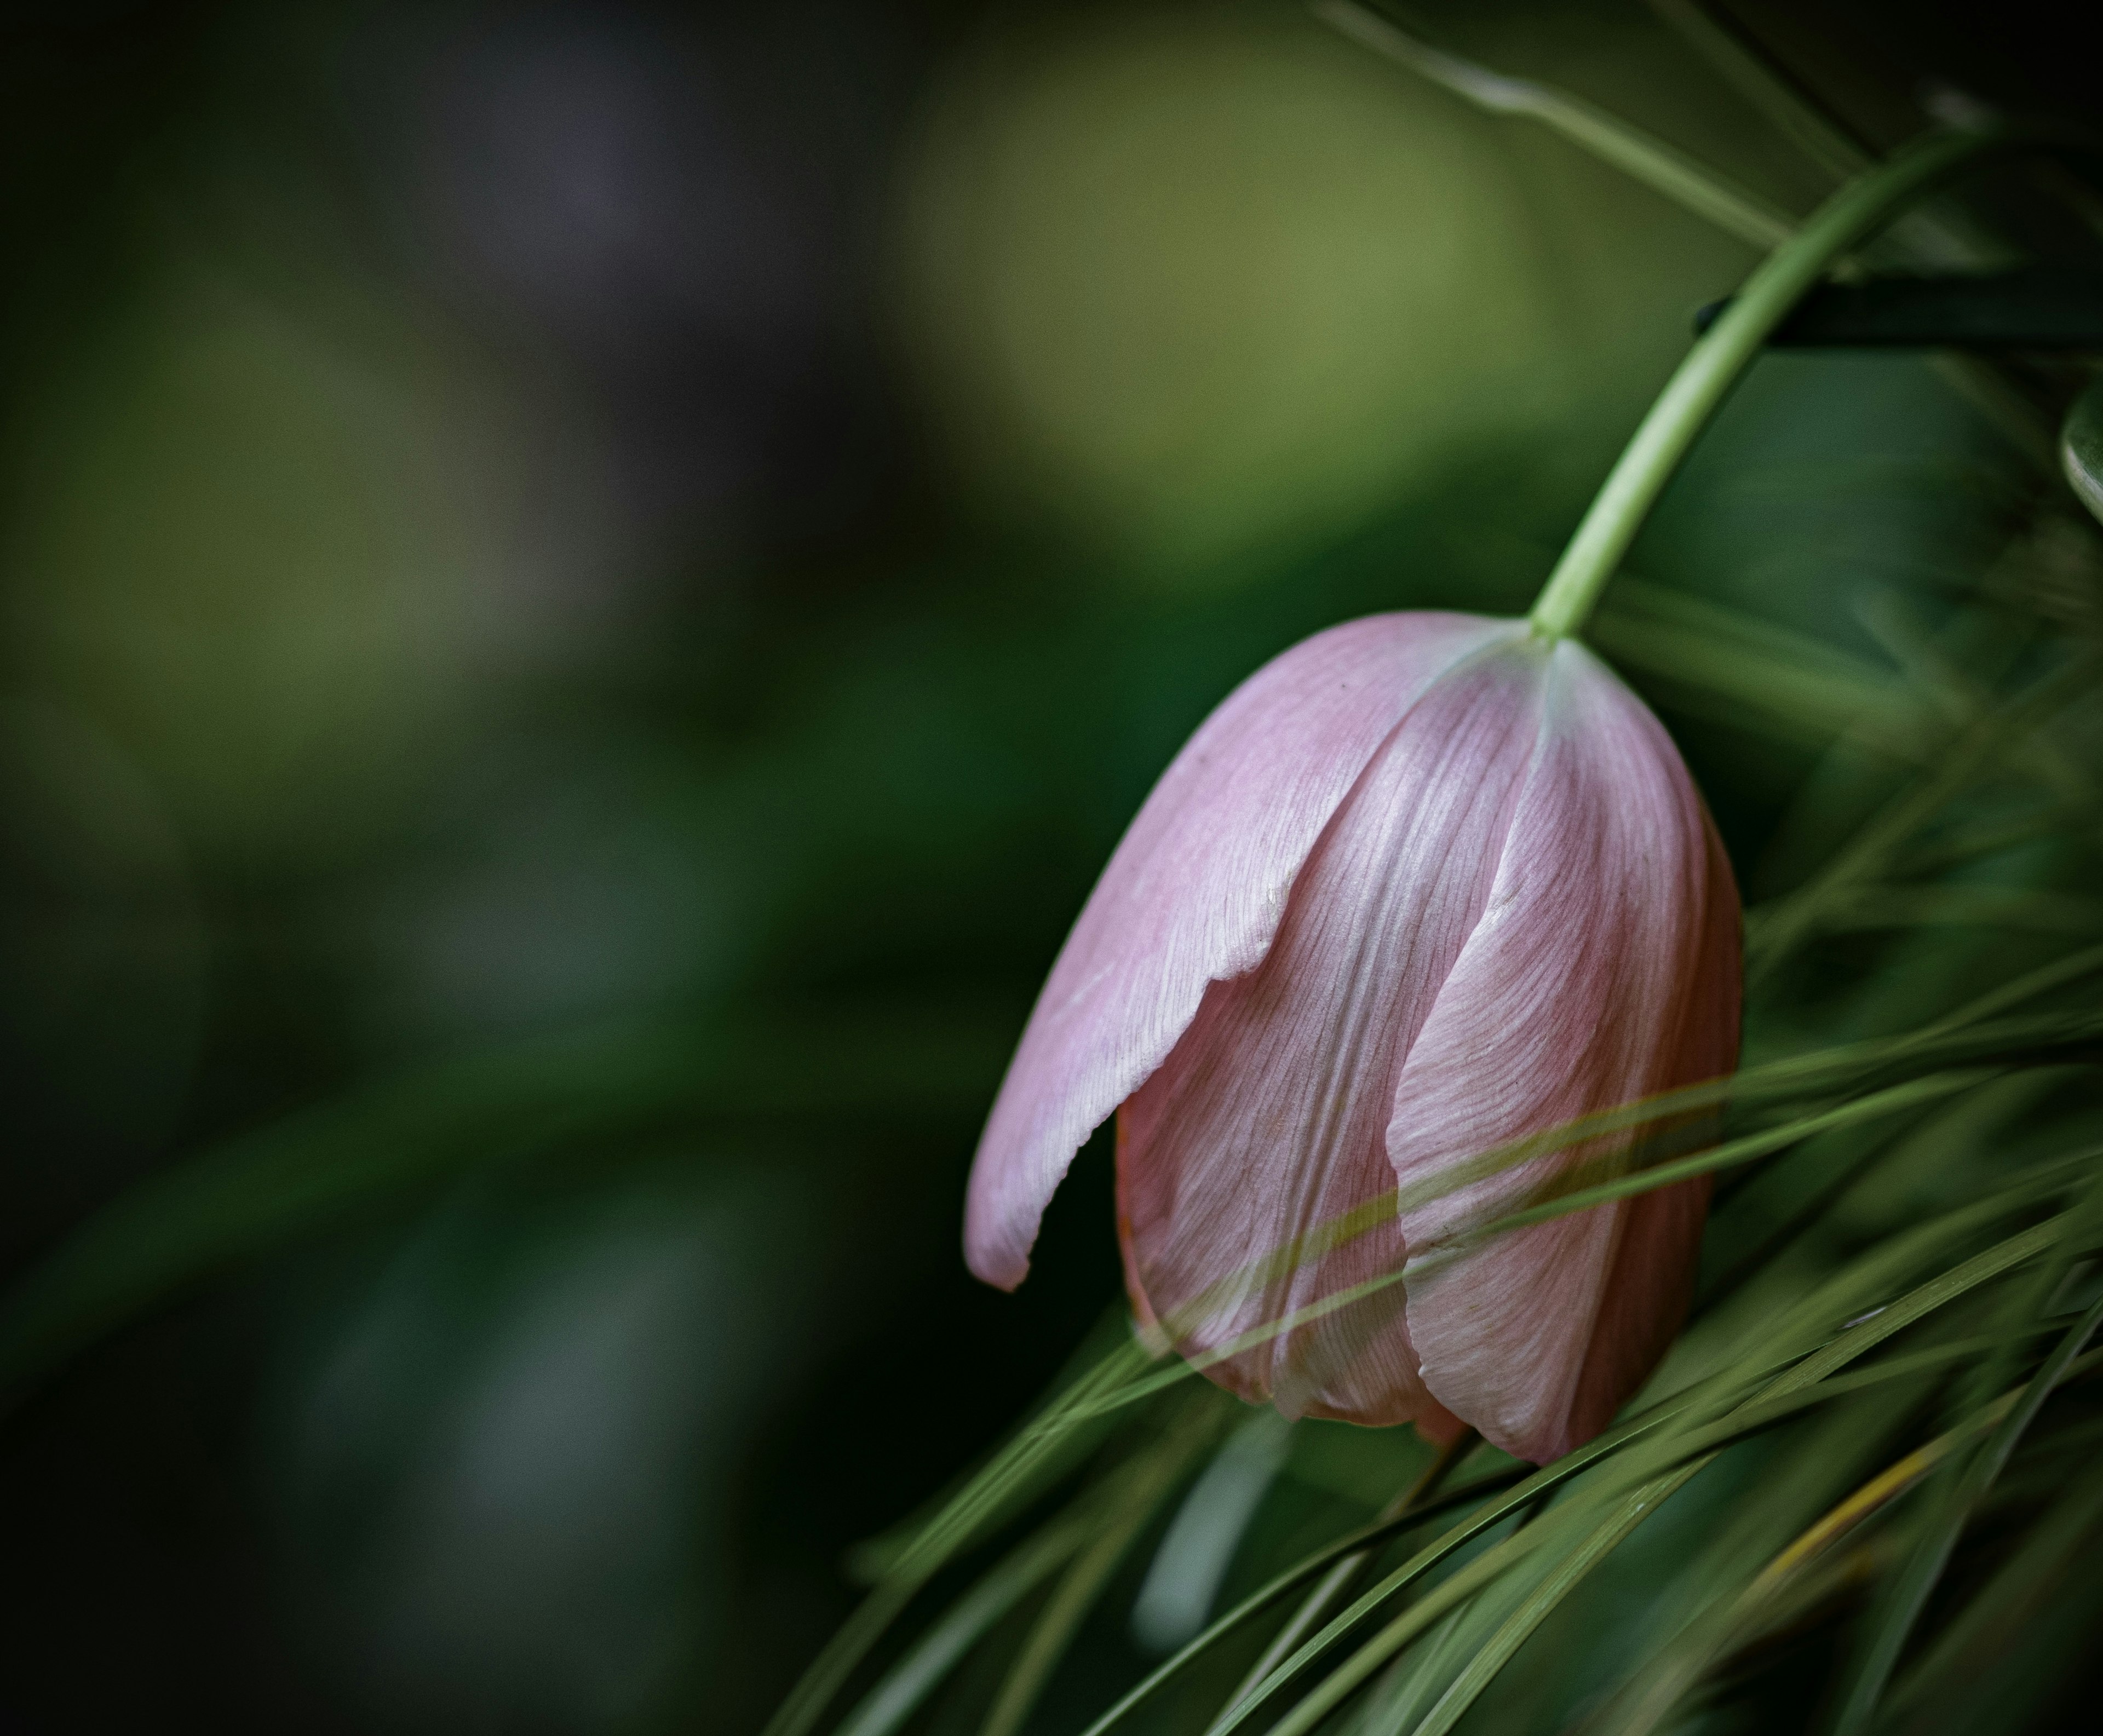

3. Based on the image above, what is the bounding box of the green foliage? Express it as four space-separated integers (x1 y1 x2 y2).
733 69 2103 1736
754 546 2103 1733
5 7 2101 1734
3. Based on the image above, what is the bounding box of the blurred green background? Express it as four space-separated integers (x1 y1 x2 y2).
0 1 2092 1731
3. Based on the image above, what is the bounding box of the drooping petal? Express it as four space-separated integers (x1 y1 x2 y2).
1389 640 1740 1463
1116 630 1544 1423
966 611 1512 1289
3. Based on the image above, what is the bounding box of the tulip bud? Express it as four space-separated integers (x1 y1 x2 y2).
964 612 1740 1462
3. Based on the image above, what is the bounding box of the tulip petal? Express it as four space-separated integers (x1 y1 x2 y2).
1390 641 1740 1463
965 612 1513 1289
1115 633 1547 1423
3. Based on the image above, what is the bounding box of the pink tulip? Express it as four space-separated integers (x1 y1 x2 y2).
963 612 1740 1463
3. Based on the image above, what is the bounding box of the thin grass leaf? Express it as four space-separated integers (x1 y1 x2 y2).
980 1401 1226 1736
1344 1607 1476 1736
1407 1071 2003 1279
1883 1461 2103 1719
1805 884 2103 938
1749 651 2103 976
1074 1196 2092 1736
1312 0 1798 246
1600 1397 2014 1736
833 1519 1092 1736
1221 1430 1479 1716
1824 1288 2103 1734
1070 1462 1535 1736
765 1336 1160 1736
1642 0 1868 179
1406 1473 1696 1736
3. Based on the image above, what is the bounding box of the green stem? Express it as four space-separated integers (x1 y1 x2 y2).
1527 125 2010 643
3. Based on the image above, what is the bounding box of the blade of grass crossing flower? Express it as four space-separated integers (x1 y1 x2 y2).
1077 991 2103 1365
1115 1070 2031 1392
1134 1041 2097 1370
1086 1306 2084 1736
1405 1071 2000 1278
1132 1204 2089 1736
1823 1287 2103 1735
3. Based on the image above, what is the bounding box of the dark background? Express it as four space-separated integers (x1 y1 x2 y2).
0 2 2094 1731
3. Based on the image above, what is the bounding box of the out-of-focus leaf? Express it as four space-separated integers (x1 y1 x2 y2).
1826 1288 2103 1734
831 1519 1087 1736
1407 1476 1686 1736
981 1399 1224 1736
0 1014 1007 1404
1592 576 1900 749
2062 376 2103 526
1884 1459 2103 1724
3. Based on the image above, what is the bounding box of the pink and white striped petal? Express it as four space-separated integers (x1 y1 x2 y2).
1114 633 1545 1424
1388 641 1741 1462
964 612 1515 1290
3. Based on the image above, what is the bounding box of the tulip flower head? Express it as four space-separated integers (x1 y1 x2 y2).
963 612 1740 1463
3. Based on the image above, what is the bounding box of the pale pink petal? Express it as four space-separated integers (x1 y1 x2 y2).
1389 641 1741 1463
964 612 1515 1289
1116 634 1548 1423
1561 816 1739 1446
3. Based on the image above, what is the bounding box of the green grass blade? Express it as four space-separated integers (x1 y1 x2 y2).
1824 1288 2103 1735
980 1411 1221 1736
1406 1474 1697 1736
832 1521 1091 1736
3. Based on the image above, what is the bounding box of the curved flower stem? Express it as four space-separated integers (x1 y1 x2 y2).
1527 124 2012 645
